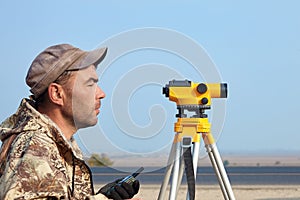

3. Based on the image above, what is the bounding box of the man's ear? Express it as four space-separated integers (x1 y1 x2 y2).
47 83 64 106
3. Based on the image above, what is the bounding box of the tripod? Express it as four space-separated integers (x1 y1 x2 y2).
158 105 236 200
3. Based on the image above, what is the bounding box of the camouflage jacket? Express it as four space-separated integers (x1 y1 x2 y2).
0 99 108 200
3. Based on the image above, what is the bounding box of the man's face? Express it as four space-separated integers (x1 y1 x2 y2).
63 65 105 129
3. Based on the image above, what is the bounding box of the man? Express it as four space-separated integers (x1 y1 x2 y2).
0 44 140 200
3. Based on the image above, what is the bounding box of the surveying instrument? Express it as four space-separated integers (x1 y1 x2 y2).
158 80 235 200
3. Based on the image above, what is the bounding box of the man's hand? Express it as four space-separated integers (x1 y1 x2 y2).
98 179 140 200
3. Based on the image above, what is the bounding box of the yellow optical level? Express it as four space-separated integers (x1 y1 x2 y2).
159 80 236 200
162 80 227 107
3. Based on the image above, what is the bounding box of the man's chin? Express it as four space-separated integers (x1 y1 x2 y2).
76 119 98 129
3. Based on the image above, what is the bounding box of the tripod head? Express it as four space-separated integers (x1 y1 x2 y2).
162 80 227 118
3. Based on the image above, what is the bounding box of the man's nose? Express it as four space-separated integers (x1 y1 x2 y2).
97 86 106 99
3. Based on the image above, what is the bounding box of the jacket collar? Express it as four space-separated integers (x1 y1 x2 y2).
0 98 84 160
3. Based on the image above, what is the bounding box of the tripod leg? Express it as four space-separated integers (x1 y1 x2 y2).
207 144 230 200
158 142 177 200
169 142 182 200
175 154 185 198
210 144 235 200
204 133 236 200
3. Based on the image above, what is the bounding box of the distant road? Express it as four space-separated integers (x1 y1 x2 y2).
91 166 300 185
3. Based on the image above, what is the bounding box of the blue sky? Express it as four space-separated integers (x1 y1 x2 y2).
0 1 300 157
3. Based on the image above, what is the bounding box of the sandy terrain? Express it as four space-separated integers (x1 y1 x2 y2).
110 154 300 167
95 184 300 200
135 184 300 200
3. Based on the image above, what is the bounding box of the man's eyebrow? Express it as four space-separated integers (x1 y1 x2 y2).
85 77 99 84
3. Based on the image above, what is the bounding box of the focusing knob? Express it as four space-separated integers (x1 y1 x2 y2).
201 97 209 105
197 83 207 94
162 86 169 97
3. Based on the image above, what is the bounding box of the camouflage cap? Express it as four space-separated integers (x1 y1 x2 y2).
26 44 108 98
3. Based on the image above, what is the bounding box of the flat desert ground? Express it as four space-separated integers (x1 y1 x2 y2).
132 185 300 200
95 184 300 200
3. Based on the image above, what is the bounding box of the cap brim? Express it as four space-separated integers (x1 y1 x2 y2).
68 47 108 70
